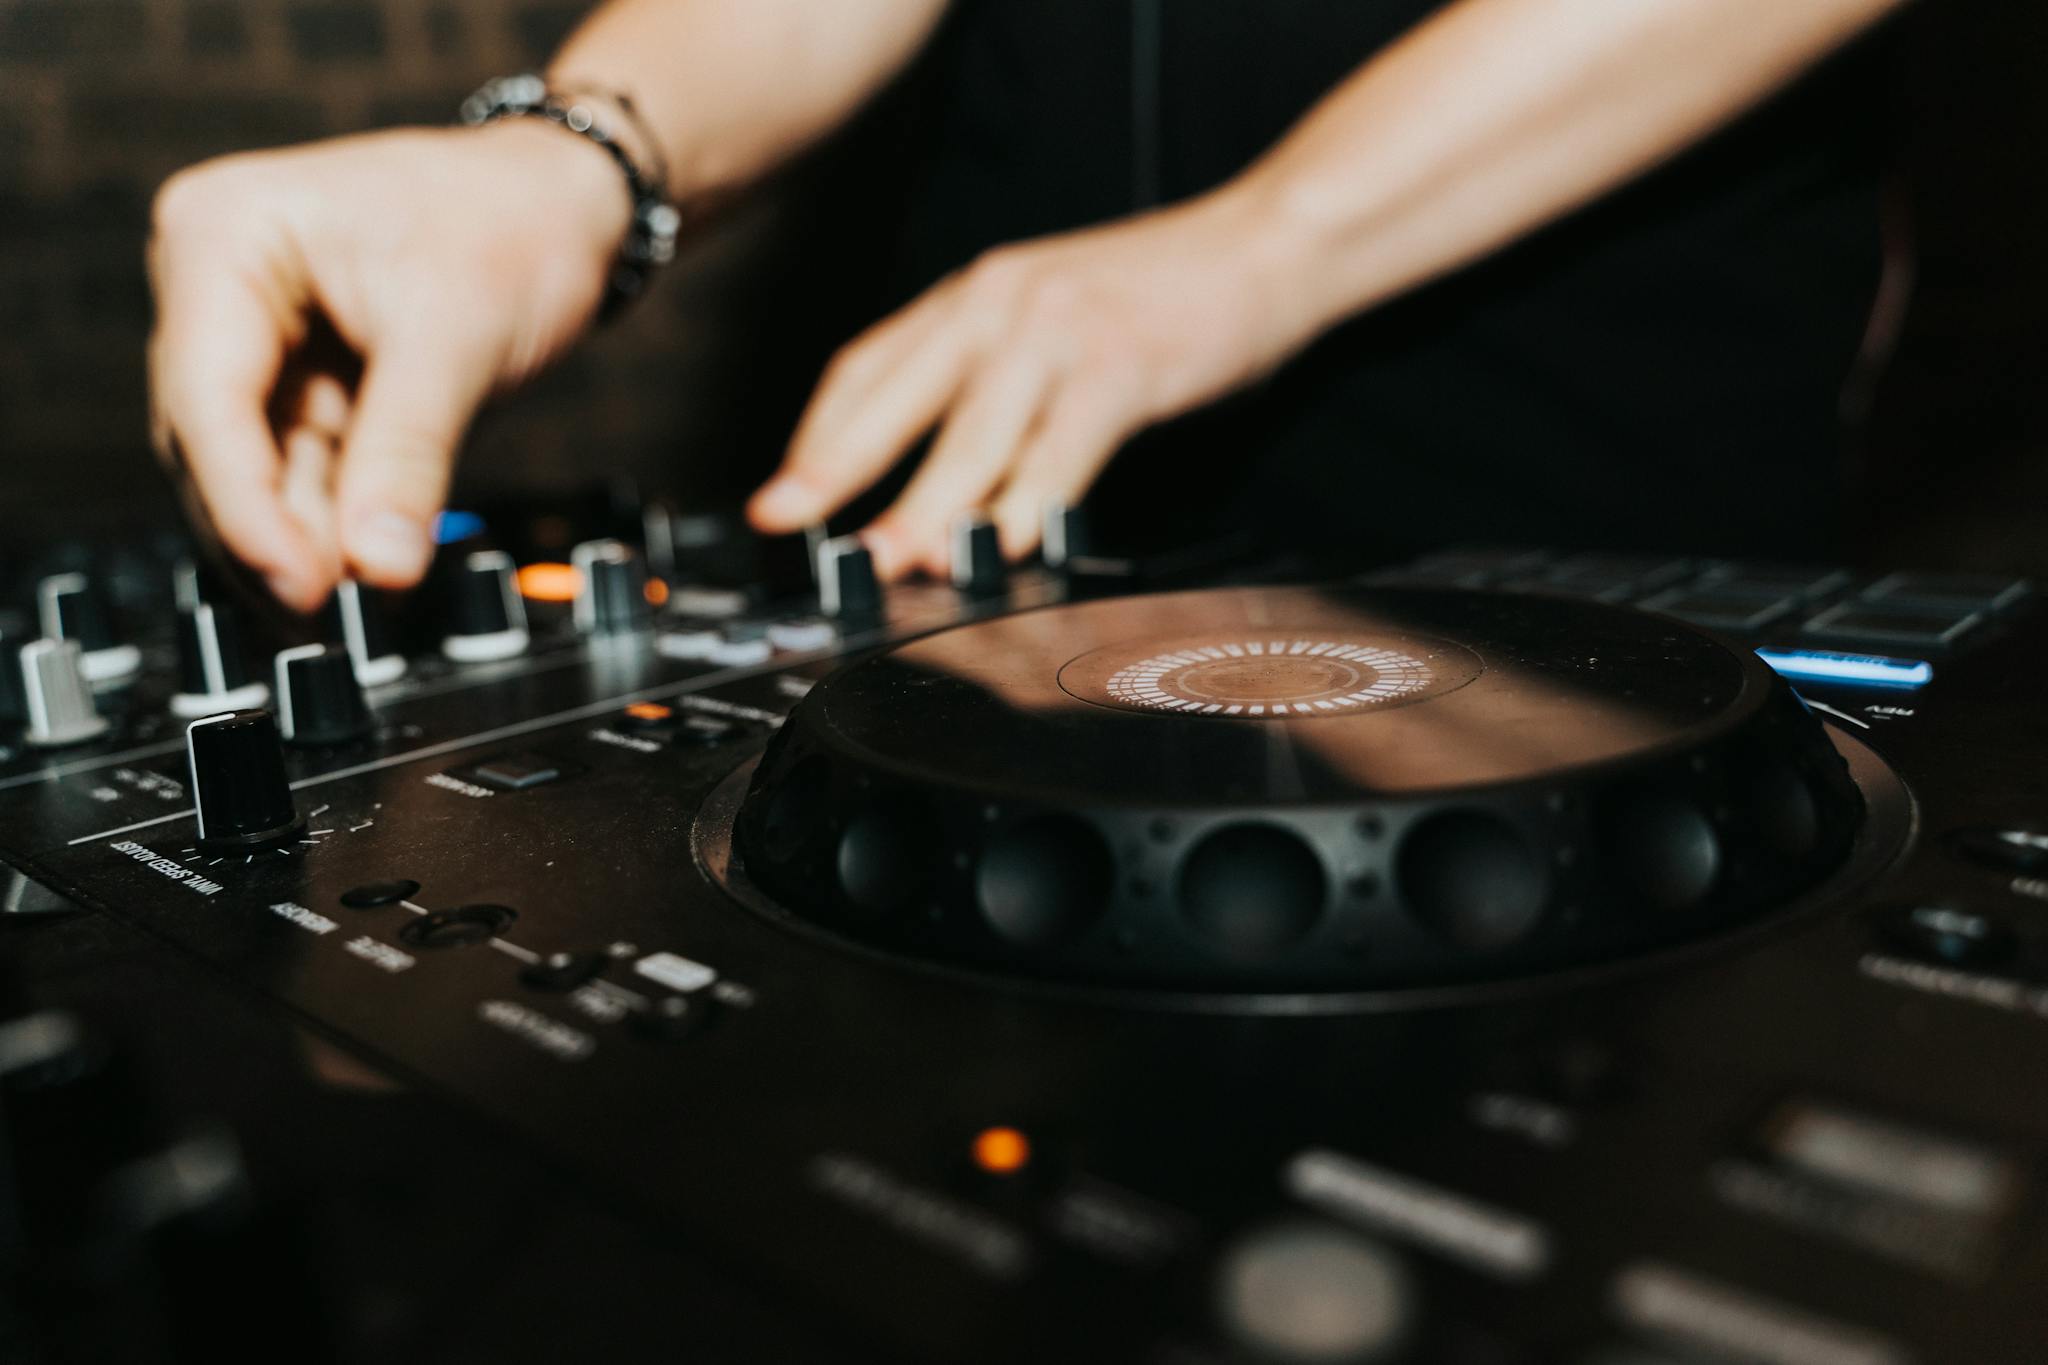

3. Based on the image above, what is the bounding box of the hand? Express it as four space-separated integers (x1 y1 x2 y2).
148 122 631 610
744 185 1319 579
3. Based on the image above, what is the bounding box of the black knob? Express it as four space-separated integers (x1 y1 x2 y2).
321 580 406 686
818 537 882 619
442 550 530 661
184 710 302 850
273 645 371 747
950 515 1006 596
171 603 269 719
572 539 651 634
37 573 139 683
1040 502 1093 570
0 633 26 728
18 640 110 748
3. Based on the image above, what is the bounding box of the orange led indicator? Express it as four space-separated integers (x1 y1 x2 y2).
625 702 673 723
971 1126 1032 1176
516 562 582 603
644 577 670 607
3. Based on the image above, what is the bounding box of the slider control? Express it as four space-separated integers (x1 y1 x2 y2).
323 580 407 687
442 550 530 661
19 640 111 748
37 574 140 684
274 644 371 747
818 537 882 620
170 602 270 719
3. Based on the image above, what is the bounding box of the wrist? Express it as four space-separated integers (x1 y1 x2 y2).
470 117 634 259
1196 174 1346 360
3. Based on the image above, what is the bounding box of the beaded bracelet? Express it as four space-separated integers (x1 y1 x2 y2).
460 73 682 323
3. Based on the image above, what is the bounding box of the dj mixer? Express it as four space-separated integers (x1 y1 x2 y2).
0 500 2044 1364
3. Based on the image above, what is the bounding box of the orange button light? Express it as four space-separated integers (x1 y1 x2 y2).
971 1126 1032 1176
517 561 582 603
625 702 673 723
644 577 670 607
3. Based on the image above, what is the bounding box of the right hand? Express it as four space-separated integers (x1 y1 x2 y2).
147 121 632 610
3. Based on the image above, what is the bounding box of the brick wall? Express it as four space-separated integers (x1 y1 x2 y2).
0 0 853 535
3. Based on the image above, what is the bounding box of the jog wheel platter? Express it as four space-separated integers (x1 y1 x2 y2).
733 585 1878 992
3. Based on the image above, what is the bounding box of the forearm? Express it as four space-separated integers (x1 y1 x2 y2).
547 0 952 202
1235 0 1905 335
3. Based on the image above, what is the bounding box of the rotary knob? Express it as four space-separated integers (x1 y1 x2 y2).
273 645 371 747
950 515 1006 597
1040 502 1093 571
818 537 882 620
572 539 651 635
184 710 302 850
170 602 270 719
322 579 406 686
37 573 140 684
0 634 26 729
441 550 530 661
17 640 110 748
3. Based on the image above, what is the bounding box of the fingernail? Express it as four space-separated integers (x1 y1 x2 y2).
751 478 812 527
349 511 431 583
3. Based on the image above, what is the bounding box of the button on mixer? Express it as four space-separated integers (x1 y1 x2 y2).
1216 1222 1412 1362
630 992 716 1041
520 950 610 992
339 880 421 910
400 904 516 948
470 752 565 791
1947 825 2048 874
1877 903 2017 970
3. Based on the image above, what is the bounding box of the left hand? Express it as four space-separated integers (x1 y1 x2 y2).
745 184 1318 579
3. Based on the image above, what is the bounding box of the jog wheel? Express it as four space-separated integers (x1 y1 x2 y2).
723 585 1900 994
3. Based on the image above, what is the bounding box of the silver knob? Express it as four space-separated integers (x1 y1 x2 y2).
19 640 111 748
37 573 140 684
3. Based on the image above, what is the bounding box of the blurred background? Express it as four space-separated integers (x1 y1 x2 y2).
0 0 2043 566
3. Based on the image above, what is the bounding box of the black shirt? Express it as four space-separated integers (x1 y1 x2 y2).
873 0 1892 565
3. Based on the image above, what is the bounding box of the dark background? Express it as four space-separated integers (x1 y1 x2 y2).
0 0 2043 567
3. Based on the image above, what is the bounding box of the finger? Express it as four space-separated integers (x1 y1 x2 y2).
987 389 1136 561
148 246 325 609
275 366 354 444
748 289 974 532
333 327 496 588
279 422 344 589
862 361 1049 580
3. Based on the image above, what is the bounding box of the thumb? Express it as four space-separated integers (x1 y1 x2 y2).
333 330 496 587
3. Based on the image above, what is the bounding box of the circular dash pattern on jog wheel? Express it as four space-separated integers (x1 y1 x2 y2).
731 585 1870 994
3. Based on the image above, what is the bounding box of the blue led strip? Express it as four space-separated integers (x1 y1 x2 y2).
1755 648 1934 690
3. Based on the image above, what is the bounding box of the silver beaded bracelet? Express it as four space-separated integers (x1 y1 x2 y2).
461 73 683 322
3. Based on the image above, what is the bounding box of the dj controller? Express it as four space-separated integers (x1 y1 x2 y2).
1 496 2045 1365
